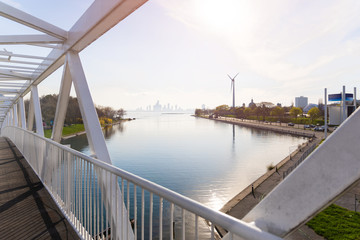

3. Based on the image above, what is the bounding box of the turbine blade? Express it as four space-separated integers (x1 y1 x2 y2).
227 74 232 80
234 72 239 79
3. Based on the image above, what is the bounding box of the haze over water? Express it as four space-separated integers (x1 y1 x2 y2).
64 112 306 210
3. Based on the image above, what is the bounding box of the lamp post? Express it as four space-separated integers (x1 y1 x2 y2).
325 88 327 139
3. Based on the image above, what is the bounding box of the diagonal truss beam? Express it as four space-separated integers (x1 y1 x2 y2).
0 2 67 40
51 56 71 142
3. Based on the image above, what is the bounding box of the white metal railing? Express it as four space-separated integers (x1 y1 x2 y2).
2 126 281 240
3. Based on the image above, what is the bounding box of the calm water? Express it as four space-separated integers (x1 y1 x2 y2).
63 112 306 211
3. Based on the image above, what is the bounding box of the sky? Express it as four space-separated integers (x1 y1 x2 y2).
1 0 360 111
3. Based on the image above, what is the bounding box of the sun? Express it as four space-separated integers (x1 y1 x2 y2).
192 0 255 35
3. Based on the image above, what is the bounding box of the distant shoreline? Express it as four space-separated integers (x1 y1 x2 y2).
196 115 315 138
60 120 128 141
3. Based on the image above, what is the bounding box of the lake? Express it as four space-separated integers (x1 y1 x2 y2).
63 112 307 211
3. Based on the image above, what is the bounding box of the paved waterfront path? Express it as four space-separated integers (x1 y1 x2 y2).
0 137 79 239
213 116 317 138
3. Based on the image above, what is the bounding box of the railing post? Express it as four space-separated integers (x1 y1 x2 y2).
67 152 71 216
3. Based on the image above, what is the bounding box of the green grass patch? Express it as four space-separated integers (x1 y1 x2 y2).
307 204 360 240
44 124 85 138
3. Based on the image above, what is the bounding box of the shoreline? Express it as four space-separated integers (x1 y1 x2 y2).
60 121 126 140
217 135 324 239
220 139 315 214
196 115 316 138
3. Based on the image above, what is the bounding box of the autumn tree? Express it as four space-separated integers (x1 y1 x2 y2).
214 105 230 116
96 106 116 119
116 109 126 119
25 94 122 126
270 106 285 120
254 106 262 120
66 97 81 124
308 107 320 122
244 107 252 118
290 107 303 119
40 94 57 124
260 104 271 120
234 107 245 118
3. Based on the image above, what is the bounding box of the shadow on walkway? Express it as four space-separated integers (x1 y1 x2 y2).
0 137 78 239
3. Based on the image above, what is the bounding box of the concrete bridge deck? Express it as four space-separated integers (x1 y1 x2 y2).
0 137 78 239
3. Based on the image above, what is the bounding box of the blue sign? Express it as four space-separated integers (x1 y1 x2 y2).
328 93 353 101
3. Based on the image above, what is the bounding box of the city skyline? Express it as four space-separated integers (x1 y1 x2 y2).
135 100 193 112
1 0 360 111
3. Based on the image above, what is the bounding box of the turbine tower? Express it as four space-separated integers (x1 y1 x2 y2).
228 73 239 108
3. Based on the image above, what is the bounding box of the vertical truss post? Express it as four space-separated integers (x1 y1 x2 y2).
31 85 44 136
52 57 72 142
2 115 6 128
19 97 26 129
14 104 18 127
4 113 9 127
16 102 21 127
9 108 13 126
11 107 14 126
27 92 35 131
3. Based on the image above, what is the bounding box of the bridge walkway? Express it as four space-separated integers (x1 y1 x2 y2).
0 137 78 239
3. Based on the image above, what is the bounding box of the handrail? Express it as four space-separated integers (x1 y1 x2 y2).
2 126 282 240
283 143 317 179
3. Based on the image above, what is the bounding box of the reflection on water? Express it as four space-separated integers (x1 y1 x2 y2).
62 122 125 152
64 113 306 211
62 133 88 151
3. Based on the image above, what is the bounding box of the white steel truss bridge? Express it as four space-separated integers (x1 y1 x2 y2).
1 1 360 239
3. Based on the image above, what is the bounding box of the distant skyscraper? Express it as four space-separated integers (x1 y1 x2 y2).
153 100 162 111
295 96 308 109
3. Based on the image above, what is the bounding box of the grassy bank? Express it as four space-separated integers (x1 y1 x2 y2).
44 124 85 138
307 204 360 239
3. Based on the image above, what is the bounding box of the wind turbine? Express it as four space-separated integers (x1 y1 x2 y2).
228 73 239 108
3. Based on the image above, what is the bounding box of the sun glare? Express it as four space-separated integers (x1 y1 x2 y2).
192 0 254 35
